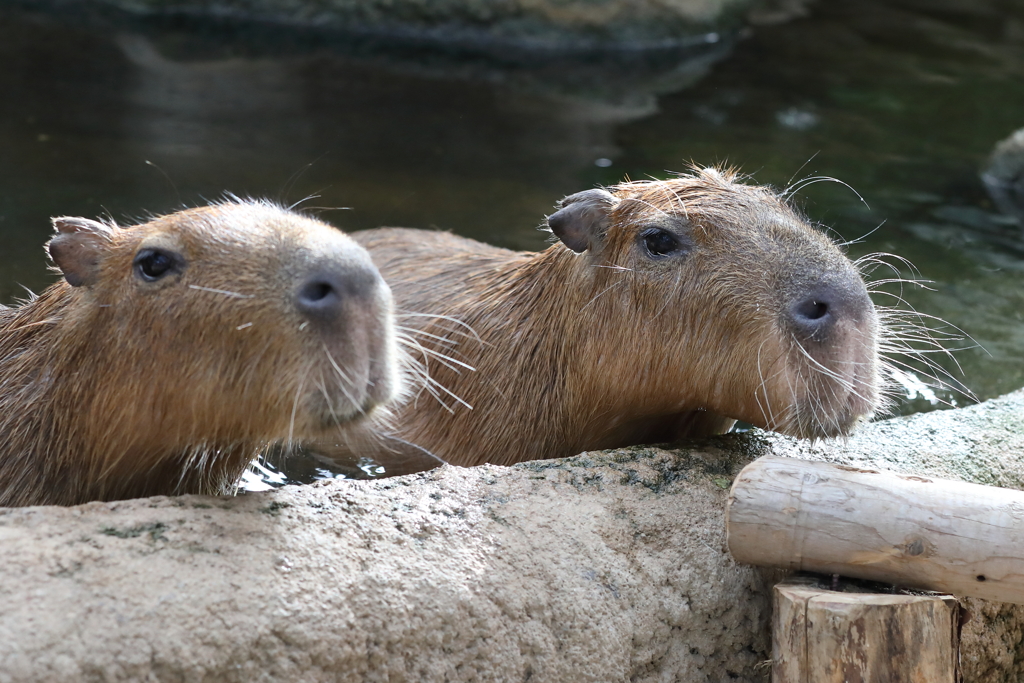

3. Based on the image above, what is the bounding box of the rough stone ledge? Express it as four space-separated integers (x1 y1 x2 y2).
1 390 1023 682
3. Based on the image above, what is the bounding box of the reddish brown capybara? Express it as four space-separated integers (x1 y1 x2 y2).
0 199 398 506
328 167 882 468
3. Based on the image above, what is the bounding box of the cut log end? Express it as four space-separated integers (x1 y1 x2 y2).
772 579 960 683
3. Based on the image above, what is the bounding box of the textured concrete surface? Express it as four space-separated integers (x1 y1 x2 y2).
1 390 1023 682
0 446 775 682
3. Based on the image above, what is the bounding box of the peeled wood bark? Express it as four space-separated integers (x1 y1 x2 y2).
727 456 1024 604
773 582 958 683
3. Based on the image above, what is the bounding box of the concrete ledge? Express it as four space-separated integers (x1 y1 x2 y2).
2 391 1024 681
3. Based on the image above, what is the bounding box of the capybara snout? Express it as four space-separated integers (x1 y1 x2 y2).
0 199 398 506
290 253 397 421
280 237 398 422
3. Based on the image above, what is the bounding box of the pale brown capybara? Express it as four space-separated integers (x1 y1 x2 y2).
334 167 882 468
0 200 398 506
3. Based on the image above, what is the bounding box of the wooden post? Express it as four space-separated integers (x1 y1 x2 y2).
725 456 1024 604
773 580 960 683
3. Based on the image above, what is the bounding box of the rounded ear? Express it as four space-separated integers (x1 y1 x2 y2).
47 217 116 288
546 188 620 254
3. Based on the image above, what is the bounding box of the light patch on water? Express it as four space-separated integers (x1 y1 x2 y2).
357 457 387 477
314 467 347 480
239 460 288 492
889 367 940 405
776 107 819 130
238 452 391 491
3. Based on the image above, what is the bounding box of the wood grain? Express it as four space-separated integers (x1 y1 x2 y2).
726 456 1024 604
773 583 957 683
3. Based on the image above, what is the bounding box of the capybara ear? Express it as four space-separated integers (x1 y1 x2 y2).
47 217 115 288
546 188 620 253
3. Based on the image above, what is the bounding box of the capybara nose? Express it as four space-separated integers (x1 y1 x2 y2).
788 290 834 343
295 267 380 322
786 276 870 344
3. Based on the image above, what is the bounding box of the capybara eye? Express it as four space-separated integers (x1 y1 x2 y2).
641 228 681 257
133 248 179 282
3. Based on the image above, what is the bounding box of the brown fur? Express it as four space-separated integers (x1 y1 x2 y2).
0 200 398 506
345 168 880 467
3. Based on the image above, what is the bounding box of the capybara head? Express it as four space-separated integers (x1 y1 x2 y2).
0 199 398 505
546 167 879 439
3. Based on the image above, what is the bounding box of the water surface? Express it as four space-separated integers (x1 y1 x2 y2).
2 0 1022 479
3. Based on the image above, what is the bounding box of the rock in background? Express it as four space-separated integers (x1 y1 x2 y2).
41 0 811 51
983 127 1024 224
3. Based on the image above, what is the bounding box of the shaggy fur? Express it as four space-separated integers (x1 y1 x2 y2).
347 168 880 467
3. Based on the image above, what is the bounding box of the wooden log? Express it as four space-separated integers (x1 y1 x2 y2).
773 581 959 683
726 456 1024 604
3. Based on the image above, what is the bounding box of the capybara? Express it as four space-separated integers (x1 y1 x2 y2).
0 200 398 506
334 167 881 467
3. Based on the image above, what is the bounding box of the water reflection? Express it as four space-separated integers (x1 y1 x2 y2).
0 4 732 309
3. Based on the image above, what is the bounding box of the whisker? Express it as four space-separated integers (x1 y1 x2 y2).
322 345 362 414
395 312 481 341
288 372 307 447
839 220 886 247
395 325 461 349
188 285 253 299
394 333 473 413
782 175 870 211
580 280 625 313
785 151 821 188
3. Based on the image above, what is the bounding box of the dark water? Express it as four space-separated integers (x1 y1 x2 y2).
2 0 1023 481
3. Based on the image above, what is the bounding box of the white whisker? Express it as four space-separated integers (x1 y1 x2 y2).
188 285 253 299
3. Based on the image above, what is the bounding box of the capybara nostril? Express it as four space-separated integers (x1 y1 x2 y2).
786 273 875 345
296 267 381 321
297 274 342 316
795 299 829 321
788 291 835 343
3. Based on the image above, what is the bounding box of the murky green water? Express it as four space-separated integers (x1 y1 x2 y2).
2 1 1023 481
